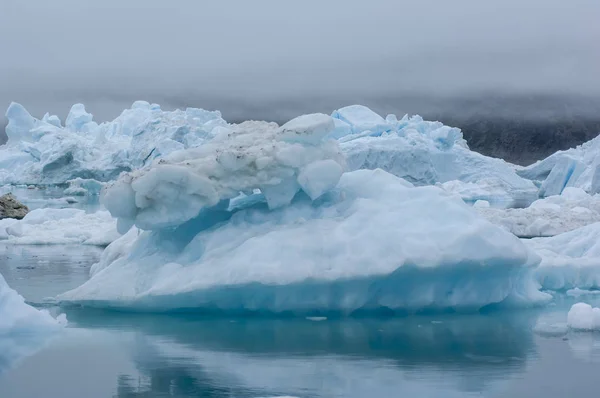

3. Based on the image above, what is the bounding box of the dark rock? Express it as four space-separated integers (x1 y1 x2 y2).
0 193 29 220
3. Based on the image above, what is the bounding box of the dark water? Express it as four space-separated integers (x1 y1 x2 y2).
2 245 600 398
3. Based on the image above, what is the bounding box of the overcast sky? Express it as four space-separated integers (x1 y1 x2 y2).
1 0 599 123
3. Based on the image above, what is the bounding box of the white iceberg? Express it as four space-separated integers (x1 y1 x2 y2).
518 135 600 197
64 178 104 196
0 208 119 246
335 106 538 208
526 222 600 290
58 115 548 313
567 302 600 331
0 101 227 185
477 187 600 237
0 273 65 373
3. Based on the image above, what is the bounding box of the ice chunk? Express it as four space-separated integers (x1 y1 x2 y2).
101 115 345 231
0 272 65 373
0 208 119 246
64 178 105 196
5 102 36 143
59 169 548 313
526 222 600 290
65 103 94 131
478 189 600 237
567 303 600 331
337 108 538 208
332 105 393 135
297 160 344 200
519 135 600 196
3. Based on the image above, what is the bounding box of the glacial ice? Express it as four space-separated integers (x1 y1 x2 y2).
59 168 548 313
1 101 538 212
0 272 65 373
525 223 600 290
64 178 104 196
335 107 538 208
519 135 600 197
477 188 600 237
567 303 600 331
0 273 64 333
0 208 118 245
100 114 345 232
0 101 227 185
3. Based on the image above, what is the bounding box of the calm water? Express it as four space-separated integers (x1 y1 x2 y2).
2 245 600 398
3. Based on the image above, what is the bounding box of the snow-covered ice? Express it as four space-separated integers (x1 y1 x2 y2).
0 208 118 246
477 188 600 237
59 166 548 313
567 303 600 331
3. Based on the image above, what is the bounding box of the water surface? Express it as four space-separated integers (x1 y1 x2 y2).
1 245 600 397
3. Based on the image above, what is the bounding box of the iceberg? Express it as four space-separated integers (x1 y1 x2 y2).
335 106 538 208
477 188 600 237
0 101 227 185
526 222 600 290
1 101 539 212
567 303 600 331
58 114 548 313
64 178 104 196
518 135 600 197
0 273 65 373
0 208 118 246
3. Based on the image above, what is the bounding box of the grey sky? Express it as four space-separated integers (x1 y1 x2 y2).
1 0 599 123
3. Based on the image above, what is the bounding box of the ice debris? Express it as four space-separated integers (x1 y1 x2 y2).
477 188 600 237
0 208 118 245
567 303 600 331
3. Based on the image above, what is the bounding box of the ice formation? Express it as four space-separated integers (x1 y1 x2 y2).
59 166 548 313
0 273 65 372
100 113 345 232
0 208 118 245
0 273 64 333
334 106 538 208
526 223 600 290
64 178 104 196
477 188 600 237
1 102 539 211
567 303 600 331
0 101 227 185
518 135 600 197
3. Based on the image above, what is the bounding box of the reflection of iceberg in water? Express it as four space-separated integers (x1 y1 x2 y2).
67 310 538 397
